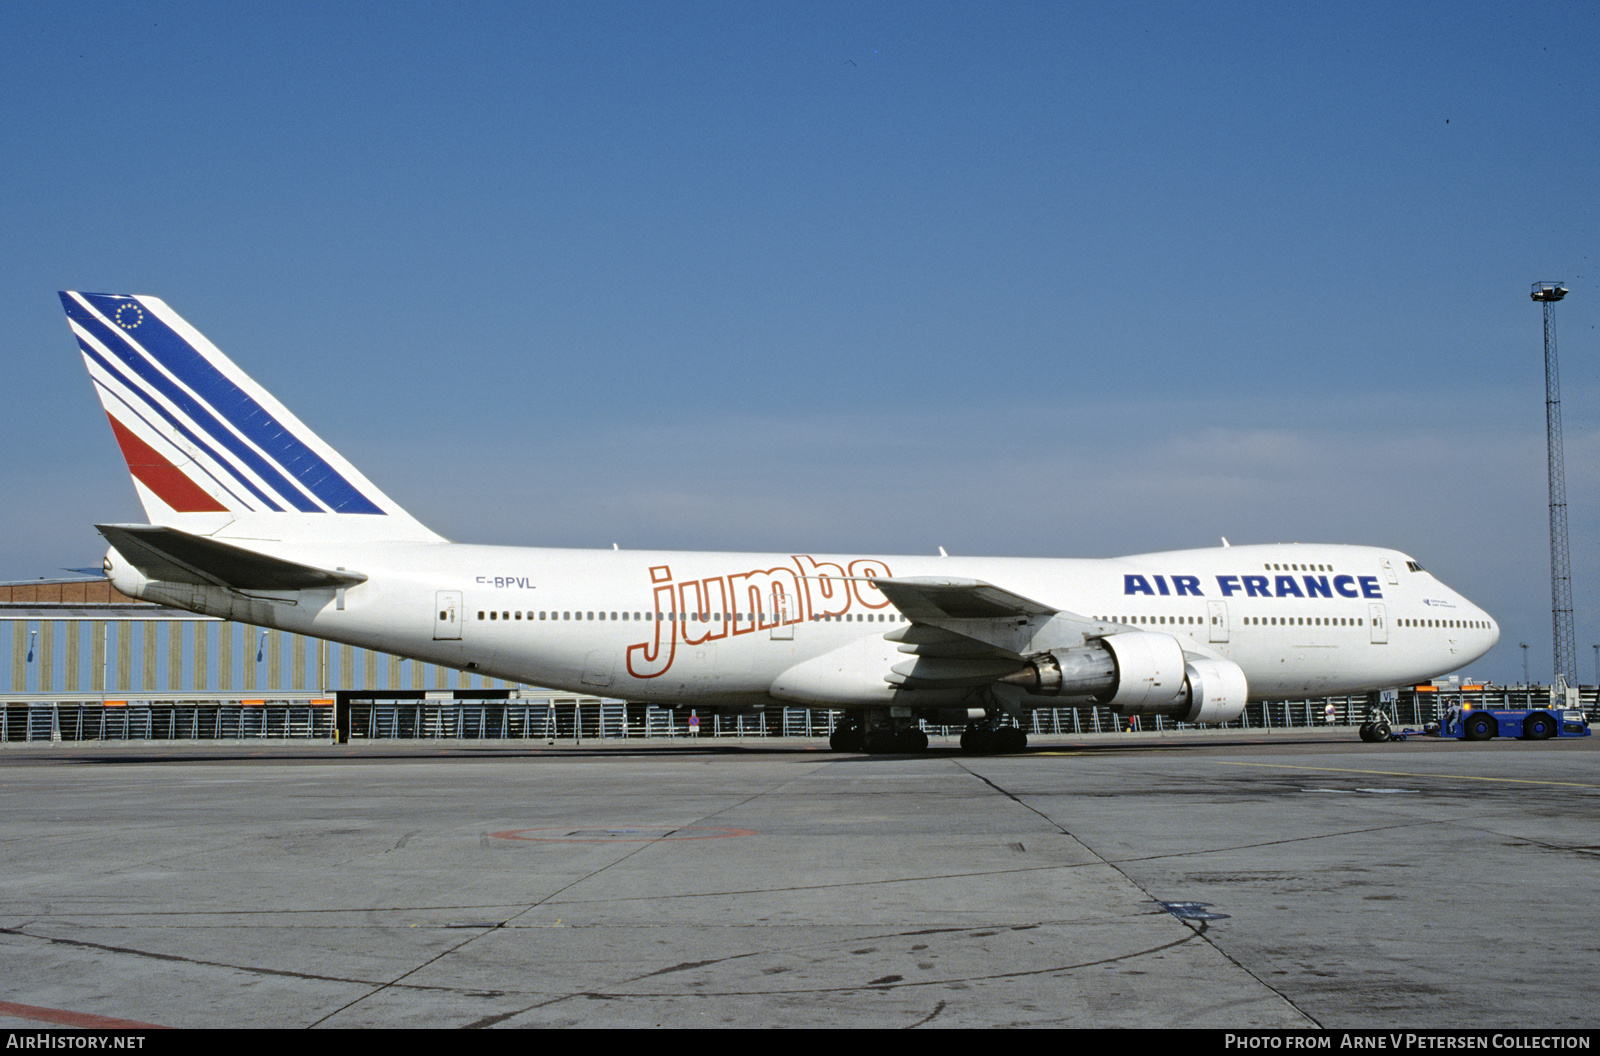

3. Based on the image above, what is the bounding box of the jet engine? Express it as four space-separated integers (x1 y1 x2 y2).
998 630 1247 724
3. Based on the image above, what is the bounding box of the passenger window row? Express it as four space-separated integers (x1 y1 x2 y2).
470 609 1486 631
1093 615 1489 630
479 611 739 621
1094 615 1205 626
474 610 908 623
1096 615 1366 627
1399 618 1488 629
1243 616 1362 626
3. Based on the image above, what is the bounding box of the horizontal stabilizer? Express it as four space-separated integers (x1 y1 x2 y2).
97 524 367 591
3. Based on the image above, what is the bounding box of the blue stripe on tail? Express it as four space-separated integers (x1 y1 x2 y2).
67 293 384 515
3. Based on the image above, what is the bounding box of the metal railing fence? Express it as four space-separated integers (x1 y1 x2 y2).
4 686 1592 744
3 701 333 742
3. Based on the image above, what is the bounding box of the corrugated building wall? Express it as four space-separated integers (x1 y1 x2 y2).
1 579 521 697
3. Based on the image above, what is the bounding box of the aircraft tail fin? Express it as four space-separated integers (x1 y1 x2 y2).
60 292 442 543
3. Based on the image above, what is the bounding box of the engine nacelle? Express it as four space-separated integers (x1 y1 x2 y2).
998 631 1247 724
1096 631 1189 710
1173 657 1248 724
1000 630 1183 706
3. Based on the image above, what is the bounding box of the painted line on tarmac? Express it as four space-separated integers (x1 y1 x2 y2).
491 826 756 842
1217 761 1600 788
0 999 167 1030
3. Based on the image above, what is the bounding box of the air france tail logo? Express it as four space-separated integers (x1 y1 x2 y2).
1124 573 1383 600
61 291 386 517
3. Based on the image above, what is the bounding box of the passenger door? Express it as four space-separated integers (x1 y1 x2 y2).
770 592 794 640
434 591 462 640
1207 601 1229 644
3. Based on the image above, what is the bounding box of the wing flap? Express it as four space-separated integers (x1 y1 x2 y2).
887 656 1027 688
818 576 1106 689
870 577 1058 620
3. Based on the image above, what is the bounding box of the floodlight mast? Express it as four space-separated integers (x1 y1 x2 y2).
1531 281 1575 688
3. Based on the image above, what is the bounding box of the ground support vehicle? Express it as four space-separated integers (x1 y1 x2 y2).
1370 705 1590 743
1435 706 1589 741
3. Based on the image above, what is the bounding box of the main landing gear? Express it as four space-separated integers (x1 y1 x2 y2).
959 723 1028 754
829 717 930 754
827 717 1029 754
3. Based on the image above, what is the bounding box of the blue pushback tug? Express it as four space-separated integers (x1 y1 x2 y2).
1434 703 1590 741
1363 696 1591 743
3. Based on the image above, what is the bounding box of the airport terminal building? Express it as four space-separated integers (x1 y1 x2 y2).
3 575 1589 744
0 575 615 742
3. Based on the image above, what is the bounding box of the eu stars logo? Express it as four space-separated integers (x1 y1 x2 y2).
114 302 144 330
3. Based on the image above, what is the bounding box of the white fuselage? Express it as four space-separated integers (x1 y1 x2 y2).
119 539 1498 708
68 291 1498 717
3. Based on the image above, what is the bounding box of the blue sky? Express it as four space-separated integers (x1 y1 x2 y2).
3 1 1596 685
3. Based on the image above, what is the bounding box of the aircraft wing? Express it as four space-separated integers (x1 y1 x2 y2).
868 576 1096 689
868 576 1058 620
97 524 367 591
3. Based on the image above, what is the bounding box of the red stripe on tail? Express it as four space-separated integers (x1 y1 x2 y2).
106 414 228 513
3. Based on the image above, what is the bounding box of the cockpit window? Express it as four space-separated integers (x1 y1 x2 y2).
1406 561 1425 573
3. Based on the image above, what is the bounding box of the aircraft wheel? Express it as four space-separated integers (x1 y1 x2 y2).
830 725 864 752
896 727 929 753
864 727 896 753
996 727 1027 752
1524 714 1555 741
1358 723 1381 743
960 726 994 754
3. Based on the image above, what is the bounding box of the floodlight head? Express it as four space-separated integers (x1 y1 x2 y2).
1531 281 1568 302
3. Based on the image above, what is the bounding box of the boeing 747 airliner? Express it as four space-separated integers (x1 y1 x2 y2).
59 292 1499 752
